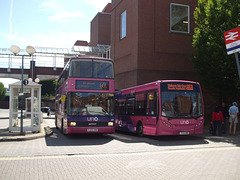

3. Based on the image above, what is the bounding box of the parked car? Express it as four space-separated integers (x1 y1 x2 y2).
41 107 50 113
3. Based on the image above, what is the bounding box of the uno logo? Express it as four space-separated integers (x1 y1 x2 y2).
180 120 189 124
87 117 99 122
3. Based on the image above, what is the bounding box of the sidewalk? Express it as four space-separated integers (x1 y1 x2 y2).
0 109 53 142
0 109 239 142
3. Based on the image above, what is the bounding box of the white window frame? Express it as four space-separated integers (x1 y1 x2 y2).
120 10 127 39
170 3 190 34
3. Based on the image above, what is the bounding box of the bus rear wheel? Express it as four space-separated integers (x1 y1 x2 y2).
136 122 143 136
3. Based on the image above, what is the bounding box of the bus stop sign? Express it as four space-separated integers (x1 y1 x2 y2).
224 27 240 55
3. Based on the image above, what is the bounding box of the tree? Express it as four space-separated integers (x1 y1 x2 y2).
0 82 6 101
39 80 57 98
192 0 240 99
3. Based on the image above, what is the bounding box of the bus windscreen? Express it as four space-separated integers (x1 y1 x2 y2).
161 82 203 119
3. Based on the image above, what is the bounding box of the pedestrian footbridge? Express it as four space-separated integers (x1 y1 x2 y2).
0 45 110 81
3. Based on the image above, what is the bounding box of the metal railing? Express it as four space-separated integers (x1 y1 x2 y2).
0 45 111 69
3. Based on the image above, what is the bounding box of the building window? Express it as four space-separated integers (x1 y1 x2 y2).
170 3 189 33
120 10 127 39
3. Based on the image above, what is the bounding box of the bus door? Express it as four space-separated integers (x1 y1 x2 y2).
145 91 158 126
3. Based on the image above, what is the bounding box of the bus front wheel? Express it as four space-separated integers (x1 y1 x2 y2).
136 122 143 136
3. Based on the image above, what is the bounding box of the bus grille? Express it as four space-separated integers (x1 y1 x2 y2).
76 122 109 127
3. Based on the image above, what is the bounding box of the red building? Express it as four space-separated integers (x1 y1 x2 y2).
111 0 198 90
89 3 112 46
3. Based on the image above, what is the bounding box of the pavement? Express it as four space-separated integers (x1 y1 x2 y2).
0 109 53 142
0 108 239 142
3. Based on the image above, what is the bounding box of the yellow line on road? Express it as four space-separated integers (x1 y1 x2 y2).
0 146 239 161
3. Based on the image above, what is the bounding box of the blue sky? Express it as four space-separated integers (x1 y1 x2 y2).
0 0 111 48
0 0 111 87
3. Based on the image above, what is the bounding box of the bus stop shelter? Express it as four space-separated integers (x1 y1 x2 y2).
9 81 42 132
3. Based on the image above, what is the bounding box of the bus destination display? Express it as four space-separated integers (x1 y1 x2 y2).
76 80 109 90
167 83 193 91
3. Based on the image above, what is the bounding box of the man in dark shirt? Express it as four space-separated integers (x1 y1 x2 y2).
219 102 228 134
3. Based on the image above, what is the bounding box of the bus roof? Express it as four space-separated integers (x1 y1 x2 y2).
70 56 113 61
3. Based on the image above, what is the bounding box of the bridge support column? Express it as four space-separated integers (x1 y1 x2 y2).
30 60 36 81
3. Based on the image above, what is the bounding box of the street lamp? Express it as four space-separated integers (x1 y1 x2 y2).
10 45 36 135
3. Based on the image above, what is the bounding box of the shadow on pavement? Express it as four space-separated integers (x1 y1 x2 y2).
109 130 209 146
204 134 240 147
45 127 113 146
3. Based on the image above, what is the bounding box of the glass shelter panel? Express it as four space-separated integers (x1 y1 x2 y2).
34 88 40 112
11 88 20 112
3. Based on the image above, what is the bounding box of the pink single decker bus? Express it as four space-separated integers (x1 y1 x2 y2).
115 80 204 136
55 57 115 134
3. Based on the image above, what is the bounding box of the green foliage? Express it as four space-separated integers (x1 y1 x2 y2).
192 0 240 99
39 80 57 99
0 82 6 101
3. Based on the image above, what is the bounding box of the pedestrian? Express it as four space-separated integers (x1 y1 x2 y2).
219 102 228 134
47 108 51 118
211 106 224 136
229 102 238 135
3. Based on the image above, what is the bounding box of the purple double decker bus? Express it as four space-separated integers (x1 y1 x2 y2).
55 57 115 134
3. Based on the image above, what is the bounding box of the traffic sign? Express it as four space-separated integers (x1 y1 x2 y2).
224 27 240 55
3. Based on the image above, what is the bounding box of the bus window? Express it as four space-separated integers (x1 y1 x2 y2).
134 92 146 115
70 59 92 78
118 100 126 115
126 97 135 115
93 60 114 79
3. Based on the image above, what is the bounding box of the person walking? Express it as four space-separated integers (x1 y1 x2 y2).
211 106 224 136
47 108 51 118
219 102 228 134
229 102 238 135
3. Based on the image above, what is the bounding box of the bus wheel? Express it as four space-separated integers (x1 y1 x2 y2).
137 122 143 136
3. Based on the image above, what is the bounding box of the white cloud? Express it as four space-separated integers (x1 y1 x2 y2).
85 0 111 11
9 31 90 48
49 11 83 22
41 0 59 9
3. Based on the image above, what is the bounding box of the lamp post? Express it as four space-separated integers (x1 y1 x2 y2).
10 45 36 135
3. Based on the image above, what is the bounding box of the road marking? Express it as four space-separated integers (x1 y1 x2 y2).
0 146 239 161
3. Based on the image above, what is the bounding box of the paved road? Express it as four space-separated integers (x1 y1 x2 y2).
0 109 240 180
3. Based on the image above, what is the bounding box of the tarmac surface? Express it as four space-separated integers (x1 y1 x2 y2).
1 109 240 180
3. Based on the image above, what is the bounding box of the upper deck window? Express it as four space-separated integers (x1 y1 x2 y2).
70 59 114 79
170 3 189 33
120 10 127 39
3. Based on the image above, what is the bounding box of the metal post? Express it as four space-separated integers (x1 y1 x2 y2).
235 52 240 80
20 55 24 135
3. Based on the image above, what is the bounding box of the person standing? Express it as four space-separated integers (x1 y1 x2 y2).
211 106 224 136
219 102 228 134
229 102 238 135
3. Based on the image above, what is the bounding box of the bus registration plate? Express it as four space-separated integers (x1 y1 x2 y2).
87 129 98 132
179 131 189 135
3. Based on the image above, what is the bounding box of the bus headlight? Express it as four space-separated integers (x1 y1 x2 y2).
69 122 76 126
108 122 114 126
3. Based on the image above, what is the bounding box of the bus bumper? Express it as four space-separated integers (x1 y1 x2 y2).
66 127 115 134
